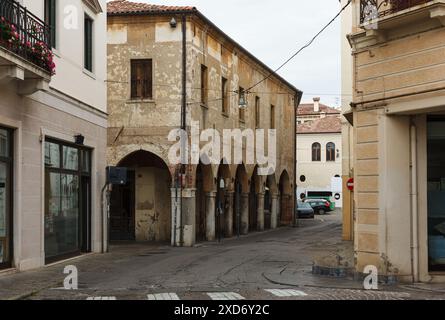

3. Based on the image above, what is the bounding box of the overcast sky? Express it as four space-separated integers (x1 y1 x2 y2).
108 0 342 107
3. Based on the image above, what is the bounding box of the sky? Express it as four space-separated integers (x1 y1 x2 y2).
107 0 342 107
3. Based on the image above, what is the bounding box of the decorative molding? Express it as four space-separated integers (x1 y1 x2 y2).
82 0 103 14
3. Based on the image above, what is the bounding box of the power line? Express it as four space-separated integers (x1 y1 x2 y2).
246 0 353 93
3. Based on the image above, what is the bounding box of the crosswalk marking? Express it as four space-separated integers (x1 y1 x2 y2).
207 292 245 300
265 289 307 297
147 293 180 300
86 296 117 300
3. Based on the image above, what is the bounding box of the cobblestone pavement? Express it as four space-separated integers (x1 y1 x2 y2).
1 211 445 300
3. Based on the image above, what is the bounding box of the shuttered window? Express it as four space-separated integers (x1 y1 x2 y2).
84 15 93 72
131 60 153 99
44 0 56 48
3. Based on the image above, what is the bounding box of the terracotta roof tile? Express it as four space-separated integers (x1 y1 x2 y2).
107 0 196 15
297 103 340 116
297 116 342 134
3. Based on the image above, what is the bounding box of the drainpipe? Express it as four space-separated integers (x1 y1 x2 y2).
410 123 419 283
179 14 187 246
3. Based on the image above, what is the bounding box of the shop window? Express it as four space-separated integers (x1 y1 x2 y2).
0 128 12 269
427 117 445 272
44 139 91 263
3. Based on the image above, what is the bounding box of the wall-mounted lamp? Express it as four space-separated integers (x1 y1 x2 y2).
170 17 177 28
74 134 85 145
238 90 247 108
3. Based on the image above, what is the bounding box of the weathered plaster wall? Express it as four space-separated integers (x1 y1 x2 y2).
135 167 171 242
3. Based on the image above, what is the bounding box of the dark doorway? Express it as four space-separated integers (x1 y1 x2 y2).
110 170 135 241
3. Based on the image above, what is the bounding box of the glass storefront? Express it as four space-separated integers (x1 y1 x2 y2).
44 139 91 263
0 128 12 269
427 117 445 272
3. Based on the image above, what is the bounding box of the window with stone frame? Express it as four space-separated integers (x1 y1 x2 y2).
131 59 153 100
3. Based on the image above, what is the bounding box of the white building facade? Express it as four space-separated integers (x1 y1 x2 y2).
0 0 107 271
296 100 342 208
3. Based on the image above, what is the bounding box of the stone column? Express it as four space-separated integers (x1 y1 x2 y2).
205 191 217 241
171 187 181 247
271 194 278 229
181 188 196 247
170 188 196 247
241 193 249 235
224 191 234 238
257 192 265 231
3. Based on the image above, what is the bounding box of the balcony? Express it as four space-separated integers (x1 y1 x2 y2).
0 0 54 94
359 0 445 30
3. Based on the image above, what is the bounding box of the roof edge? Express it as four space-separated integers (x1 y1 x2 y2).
107 8 302 97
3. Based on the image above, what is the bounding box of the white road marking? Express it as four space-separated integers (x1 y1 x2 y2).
86 296 117 300
147 293 180 300
265 289 307 297
207 292 245 300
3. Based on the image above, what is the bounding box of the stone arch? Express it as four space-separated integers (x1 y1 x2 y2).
110 150 172 243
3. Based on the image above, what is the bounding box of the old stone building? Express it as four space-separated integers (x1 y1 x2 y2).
344 0 445 282
107 0 302 247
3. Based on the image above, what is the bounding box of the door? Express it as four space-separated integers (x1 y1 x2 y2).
80 176 91 252
110 170 135 241
0 128 12 269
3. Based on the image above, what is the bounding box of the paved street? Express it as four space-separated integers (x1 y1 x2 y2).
1 211 444 300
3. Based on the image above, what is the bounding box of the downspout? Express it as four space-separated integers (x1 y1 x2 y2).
410 122 419 282
179 13 187 246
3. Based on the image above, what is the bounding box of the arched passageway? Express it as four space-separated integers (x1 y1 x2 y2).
233 164 249 236
195 162 214 242
110 150 172 242
216 160 231 240
265 174 278 229
279 170 293 226
249 166 263 231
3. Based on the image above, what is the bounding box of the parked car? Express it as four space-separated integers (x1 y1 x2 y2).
303 199 333 215
296 201 315 219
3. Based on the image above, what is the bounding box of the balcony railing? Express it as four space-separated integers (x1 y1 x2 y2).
0 0 55 74
360 0 434 24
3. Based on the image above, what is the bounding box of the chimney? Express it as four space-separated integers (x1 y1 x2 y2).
313 97 320 113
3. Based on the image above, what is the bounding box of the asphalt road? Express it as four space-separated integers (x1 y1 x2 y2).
1 211 444 300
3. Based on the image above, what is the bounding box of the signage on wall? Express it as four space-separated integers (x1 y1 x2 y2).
106 167 128 185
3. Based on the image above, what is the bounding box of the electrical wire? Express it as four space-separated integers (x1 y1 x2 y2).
245 0 353 93
107 1 352 106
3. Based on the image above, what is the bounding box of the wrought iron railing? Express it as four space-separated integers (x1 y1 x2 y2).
360 0 434 24
0 0 54 74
